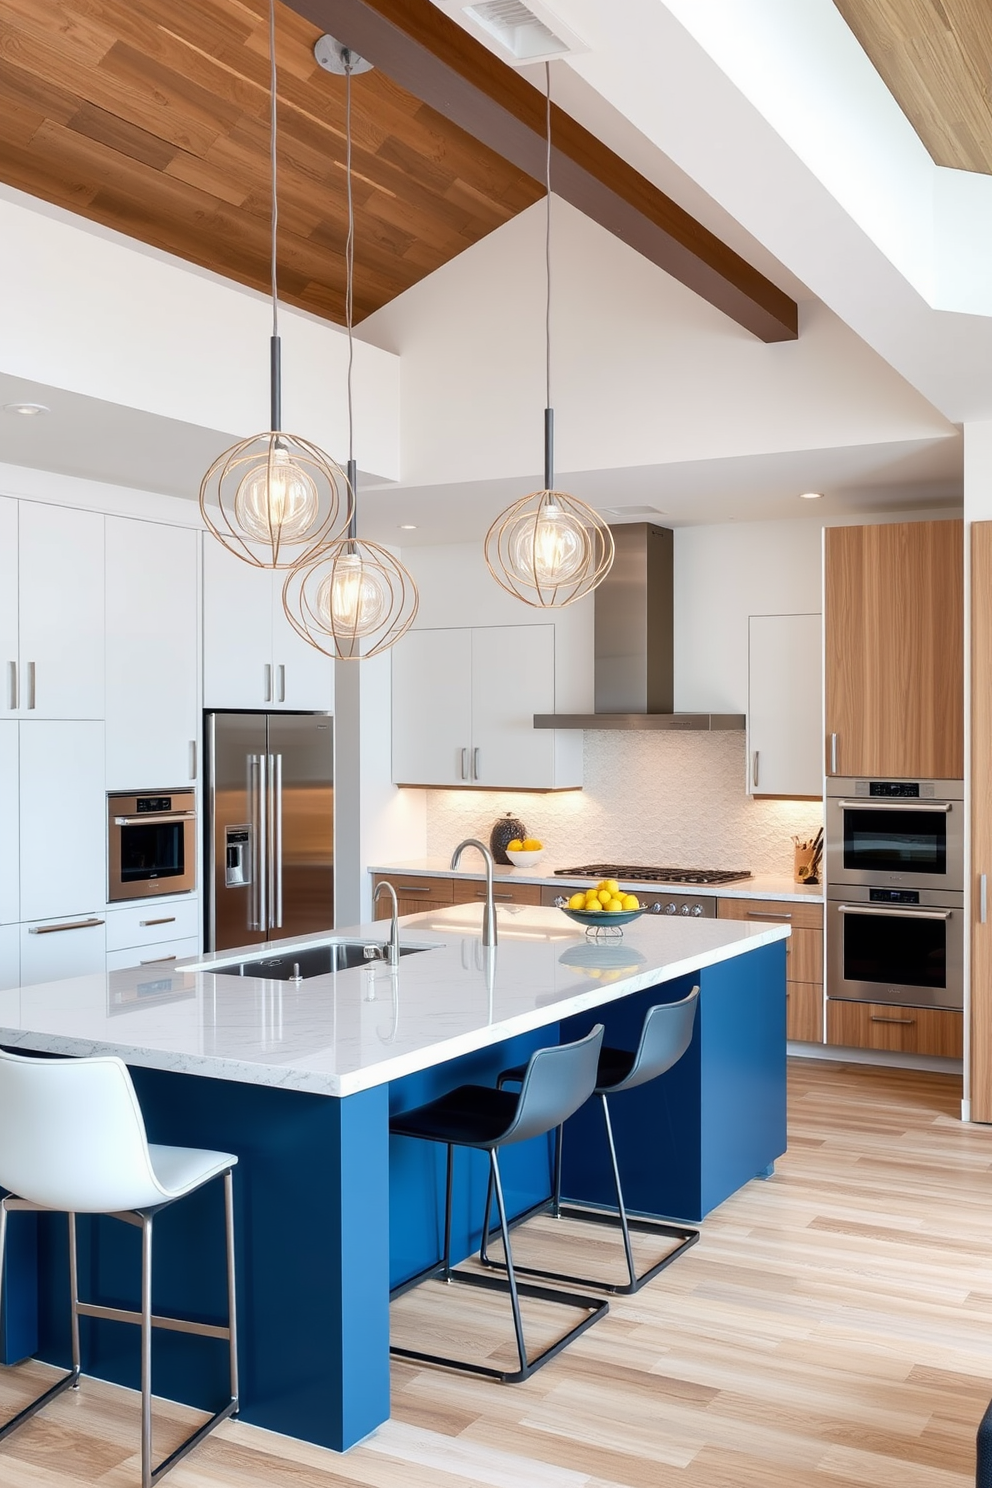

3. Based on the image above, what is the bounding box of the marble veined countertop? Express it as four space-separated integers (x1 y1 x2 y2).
368 859 824 905
0 906 788 1098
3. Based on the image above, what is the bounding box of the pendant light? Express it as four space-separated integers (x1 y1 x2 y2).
485 66 614 608
282 50 418 659
199 0 352 568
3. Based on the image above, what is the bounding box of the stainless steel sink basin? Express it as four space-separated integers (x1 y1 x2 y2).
210 942 430 981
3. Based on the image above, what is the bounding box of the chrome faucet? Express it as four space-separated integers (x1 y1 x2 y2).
450 838 497 947
372 880 400 968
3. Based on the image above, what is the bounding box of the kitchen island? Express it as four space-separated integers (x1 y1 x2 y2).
0 905 788 1452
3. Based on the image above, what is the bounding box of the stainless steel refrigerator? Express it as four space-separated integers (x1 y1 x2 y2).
205 712 334 952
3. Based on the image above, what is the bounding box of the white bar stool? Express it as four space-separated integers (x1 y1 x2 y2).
0 1049 239 1488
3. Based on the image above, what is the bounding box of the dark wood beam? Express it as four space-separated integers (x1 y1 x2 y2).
284 0 798 342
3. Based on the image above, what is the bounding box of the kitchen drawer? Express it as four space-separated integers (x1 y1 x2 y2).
373 874 454 905
717 897 824 931
20 914 107 987
787 981 823 1043
106 898 199 952
107 936 199 972
826 1000 963 1059
453 879 542 907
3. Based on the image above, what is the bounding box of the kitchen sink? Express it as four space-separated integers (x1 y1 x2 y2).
209 942 430 980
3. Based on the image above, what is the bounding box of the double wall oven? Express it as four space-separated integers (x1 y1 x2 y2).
826 778 963 1012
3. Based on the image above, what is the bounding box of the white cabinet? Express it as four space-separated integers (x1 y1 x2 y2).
17 502 105 719
203 538 333 711
19 721 106 921
0 925 18 991
747 614 823 798
106 518 199 789
0 721 18 925
106 936 199 972
20 914 107 987
392 624 577 789
0 499 18 717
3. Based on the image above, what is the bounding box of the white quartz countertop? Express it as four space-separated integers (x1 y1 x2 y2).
0 907 788 1098
369 858 824 905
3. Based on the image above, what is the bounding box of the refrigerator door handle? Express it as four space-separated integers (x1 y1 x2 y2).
249 753 268 932
270 752 284 929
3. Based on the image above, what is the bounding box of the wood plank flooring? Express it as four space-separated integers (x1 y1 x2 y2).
2 1059 991 1487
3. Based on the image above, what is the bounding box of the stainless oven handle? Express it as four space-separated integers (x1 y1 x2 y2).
114 812 197 826
836 800 952 812
836 904 952 920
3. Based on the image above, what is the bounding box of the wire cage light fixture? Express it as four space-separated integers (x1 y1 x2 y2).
485 66 614 608
199 0 352 569
283 45 418 660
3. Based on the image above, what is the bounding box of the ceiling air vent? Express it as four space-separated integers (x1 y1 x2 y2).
463 0 574 61
603 505 668 519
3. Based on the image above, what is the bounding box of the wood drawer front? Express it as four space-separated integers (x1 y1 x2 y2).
717 897 824 931
787 982 823 1043
789 927 823 985
106 898 199 951
452 879 542 907
373 874 454 904
827 1001 963 1059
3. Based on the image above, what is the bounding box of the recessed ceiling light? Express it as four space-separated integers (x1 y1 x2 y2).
398 523 417 530
799 491 824 500
3 402 50 416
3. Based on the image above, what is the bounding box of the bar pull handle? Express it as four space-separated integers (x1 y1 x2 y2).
29 917 104 934
276 664 286 703
838 904 952 921
263 663 272 703
396 884 432 893
140 954 177 964
27 661 35 710
752 751 759 789
140 916 176 928
7 661 16 711
838 799 952 813
870 1015 915 1026
189 739 197 780
475 891 514 901
829 732 837 774
270 752 283 929
249 754 267 931
473 746 480 781
460 747 468 781
746 910 792 921
982 873 989 926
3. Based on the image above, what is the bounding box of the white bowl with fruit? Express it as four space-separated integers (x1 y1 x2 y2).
560 878 644 929
505 837 545 867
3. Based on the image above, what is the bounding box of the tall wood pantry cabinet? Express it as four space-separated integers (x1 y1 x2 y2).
824 520 963 780
971 524 992 1120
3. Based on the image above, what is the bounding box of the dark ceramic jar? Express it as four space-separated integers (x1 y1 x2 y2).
489 812 527 866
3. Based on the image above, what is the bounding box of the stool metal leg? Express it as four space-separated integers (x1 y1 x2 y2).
141 1214 154 1488
0 1198 80 1443
442 1145 454 1282
68 1214 81 1382
223 1170 239 1410
489 1152 526 1376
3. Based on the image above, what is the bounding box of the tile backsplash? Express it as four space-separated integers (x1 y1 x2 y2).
425 731 823 876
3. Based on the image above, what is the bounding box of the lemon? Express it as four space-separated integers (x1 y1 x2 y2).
507 838 523 852
522 837 542 850
596 889 612 905
604 878 620 896
568 892 586 910
584 894 600 910
622 894 639 910
607 897 625 912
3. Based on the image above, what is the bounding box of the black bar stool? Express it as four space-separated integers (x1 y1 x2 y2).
389 1024 608 1383
482 986 700 1295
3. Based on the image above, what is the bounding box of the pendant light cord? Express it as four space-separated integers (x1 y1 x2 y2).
543 61 554 492
268 0 281 429
345 59 357 538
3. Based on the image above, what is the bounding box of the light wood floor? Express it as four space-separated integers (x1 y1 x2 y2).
2 1059 991 1487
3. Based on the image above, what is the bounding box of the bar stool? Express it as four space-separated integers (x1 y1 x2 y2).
483 986 700 1295
389 1024 608 1383
0 1049 239 1488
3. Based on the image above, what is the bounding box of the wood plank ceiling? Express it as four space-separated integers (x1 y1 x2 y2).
0 0 544 323
834 0 992 175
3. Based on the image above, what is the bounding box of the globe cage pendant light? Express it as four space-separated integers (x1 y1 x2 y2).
485 66 614 608
199 0 352 569
282 48 418 660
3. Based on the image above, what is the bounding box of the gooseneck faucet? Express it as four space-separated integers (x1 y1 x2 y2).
372 880 401 967
450 838 498 947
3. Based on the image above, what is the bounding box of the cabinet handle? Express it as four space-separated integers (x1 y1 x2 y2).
475 891 514 901
189 739 197 780
747 910 792 921
870 1015 915 1026
982 874 988 925
140 954 178 964
277 664 286 703
7 661 16 711
460 747 469 781
29 917 104 935
829 733 837 773
396 884 432 893
263 663 272 703
752 751 759 789
140 916 176 927
473 747 480 780
27 661 35 710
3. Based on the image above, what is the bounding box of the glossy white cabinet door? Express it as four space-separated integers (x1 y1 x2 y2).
0 924 18 991
19 721 106 920
106 519 199 789
0 499 18 719
271 582 334 712
20 914 107 987
0 721 18 924
471 625 556 788
748 613 823 798
392 629 473 786
202 537 274 709
18 503 105 719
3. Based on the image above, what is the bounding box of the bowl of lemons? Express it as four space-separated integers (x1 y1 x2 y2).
560 878 643 929
505 837 545 867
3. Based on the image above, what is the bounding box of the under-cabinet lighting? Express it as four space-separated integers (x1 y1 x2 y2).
3 402 49 416
799 491 824 500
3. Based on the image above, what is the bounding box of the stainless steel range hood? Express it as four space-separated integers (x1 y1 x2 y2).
534 522 745 731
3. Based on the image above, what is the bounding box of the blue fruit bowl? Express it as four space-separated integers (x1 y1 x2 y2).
559 906 644 929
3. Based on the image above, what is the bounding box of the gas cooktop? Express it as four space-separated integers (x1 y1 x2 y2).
554 864 753 886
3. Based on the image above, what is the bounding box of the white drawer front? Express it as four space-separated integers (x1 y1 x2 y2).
106 936 200 972
20 915 107 987
106 898 199 952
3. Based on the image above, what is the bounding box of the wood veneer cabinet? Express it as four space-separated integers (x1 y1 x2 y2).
824 520 963 780
372 873 455 919
716 897 824 1043
827 1001 963 1059
971 523 992 1120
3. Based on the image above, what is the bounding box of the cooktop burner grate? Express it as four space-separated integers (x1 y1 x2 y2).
554 864 753 885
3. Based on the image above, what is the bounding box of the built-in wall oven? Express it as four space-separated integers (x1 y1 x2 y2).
108 790 196 902
826 777 963 1011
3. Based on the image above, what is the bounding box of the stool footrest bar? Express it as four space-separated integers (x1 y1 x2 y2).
75 1300 230 1341
0 1366 80 1442
149 1398 238 1485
